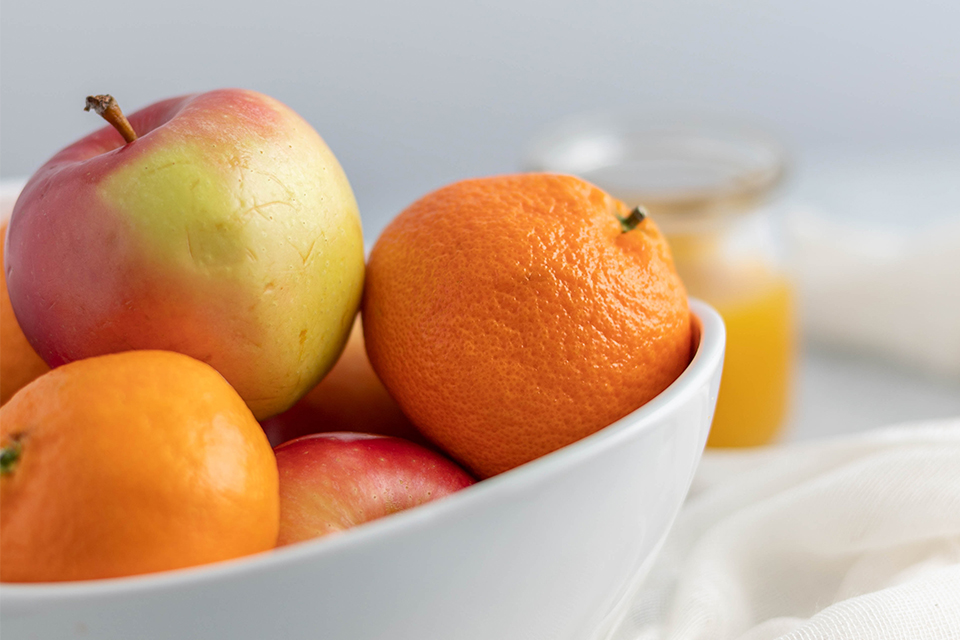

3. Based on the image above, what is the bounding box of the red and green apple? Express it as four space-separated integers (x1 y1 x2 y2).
4 89 365 419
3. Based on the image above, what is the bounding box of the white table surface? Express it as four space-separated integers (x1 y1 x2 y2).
787 347 960 442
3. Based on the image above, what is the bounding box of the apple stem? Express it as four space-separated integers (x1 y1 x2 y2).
617 206 648 232
0 436 22 476
85 94 138 143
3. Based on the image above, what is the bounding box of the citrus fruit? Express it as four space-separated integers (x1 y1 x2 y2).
363 174 692 478
259 317 426 448
1 221 49 405
0 350 279 582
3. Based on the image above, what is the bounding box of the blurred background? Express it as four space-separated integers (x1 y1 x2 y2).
2 0 958 440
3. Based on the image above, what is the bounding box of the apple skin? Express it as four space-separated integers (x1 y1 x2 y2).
275 432 475 546
260 317 431 449
4 89 365 419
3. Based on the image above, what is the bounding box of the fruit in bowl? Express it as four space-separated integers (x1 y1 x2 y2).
4 90 365 419
0 301 723 640
0 117 724 638
364 174 692 478
259 317 427 448
275 432 474 546
0 351 279 583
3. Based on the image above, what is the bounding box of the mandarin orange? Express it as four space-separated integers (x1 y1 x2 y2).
363 174 691 478
0 350 279 582
1 221 49 405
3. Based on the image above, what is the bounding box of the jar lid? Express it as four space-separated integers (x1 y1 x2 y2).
523 113 787 234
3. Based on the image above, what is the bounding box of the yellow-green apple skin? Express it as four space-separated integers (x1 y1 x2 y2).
4 89 365 419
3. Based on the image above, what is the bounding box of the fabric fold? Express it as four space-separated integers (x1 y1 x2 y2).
608 419 960 640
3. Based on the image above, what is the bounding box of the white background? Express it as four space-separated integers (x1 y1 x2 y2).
3 0 959 235
2 0 959 438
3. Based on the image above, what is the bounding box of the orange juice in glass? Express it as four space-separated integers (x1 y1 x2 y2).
525 116 794 446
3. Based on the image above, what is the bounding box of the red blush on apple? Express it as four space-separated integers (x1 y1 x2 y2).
274 432 475 546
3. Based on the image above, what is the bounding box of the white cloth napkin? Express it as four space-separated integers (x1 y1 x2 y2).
606 419 960 640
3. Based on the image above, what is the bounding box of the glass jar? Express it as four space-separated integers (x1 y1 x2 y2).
524 114 795 447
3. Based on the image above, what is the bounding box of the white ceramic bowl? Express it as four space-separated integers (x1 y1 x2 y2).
0 181 724 640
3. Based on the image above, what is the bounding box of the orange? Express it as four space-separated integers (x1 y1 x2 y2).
0 350 279 582
363 174 691 478
1 221 49 405
259 316 428 448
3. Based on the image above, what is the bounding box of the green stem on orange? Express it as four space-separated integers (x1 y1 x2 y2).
0 437 22 476
617 206 648 233
85 94 138 143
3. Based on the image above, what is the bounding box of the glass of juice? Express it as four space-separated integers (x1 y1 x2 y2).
524 114 794 447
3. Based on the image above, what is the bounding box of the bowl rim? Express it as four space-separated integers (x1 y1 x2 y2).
0 298 724 605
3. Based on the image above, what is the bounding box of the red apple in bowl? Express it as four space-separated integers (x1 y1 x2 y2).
275 432 474 546
4 90 365 419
